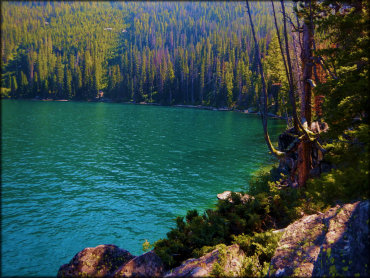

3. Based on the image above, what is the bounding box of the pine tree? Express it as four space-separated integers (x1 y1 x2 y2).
19 71 29 97
63 65 72 99
10 75 18 97
55 55 64 98
225 63 234 107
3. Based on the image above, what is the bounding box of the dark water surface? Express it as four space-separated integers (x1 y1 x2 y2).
1 100 285 276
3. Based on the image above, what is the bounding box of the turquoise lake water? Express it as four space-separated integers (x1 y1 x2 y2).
1 100 285 276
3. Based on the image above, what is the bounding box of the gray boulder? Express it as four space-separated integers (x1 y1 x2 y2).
57 244 135 277
269 201 369 277
165 244 245 277
113 250 165 277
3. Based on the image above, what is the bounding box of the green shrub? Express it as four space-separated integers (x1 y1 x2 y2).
209 244 227 277
233 230 282 277
248 166 274 196
142 239 153 252
305 124 369 209
154 195 276 268
192 245 218 258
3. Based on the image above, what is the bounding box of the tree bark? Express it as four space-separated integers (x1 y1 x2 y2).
298 1 315 187
301 15 314 126
292 4 304 97
281 0 315 187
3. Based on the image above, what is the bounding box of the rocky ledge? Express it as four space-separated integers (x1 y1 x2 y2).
164 244 245 277
58 201 369 277
57 246 163 278
269 200 369 277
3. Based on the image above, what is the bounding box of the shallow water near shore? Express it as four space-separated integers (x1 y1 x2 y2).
1 100 285 276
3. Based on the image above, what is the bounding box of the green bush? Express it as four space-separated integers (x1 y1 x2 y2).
232 230 282 277
248 165 276 196
154 192 278 268
305 124 369 210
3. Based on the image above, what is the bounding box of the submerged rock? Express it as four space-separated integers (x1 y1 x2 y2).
269 200 369 277
113 250 165 277
57 244 135 277
164 244 245 277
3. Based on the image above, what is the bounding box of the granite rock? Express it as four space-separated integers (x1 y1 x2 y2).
269 201 369 277
113 250 165 277
165 244 245 277
58 244 135 278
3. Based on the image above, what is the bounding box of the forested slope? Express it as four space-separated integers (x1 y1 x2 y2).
1 1 290 111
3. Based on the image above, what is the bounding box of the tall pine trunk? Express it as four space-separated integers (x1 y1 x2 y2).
297 1 314 187
301 8 314 126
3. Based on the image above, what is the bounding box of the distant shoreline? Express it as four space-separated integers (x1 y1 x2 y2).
7 97 288 120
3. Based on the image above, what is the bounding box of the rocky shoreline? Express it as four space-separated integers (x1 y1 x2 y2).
58 199 369 277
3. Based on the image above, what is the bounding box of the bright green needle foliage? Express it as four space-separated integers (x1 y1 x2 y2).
305 124 370 209
142 239 153 252
314 1 369 138
233 230 282 277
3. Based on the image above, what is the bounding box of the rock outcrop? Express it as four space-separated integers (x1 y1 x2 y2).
113 250 164 277
217 191 254 204
58 200 369 277
57 244 135 277
269 200 369 277
164 244 245 277
58 246 165 278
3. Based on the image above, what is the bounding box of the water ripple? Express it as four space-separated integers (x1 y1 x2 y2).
1 100 285 276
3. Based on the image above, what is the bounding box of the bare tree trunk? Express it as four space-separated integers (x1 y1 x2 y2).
301 19 314 126
246 0 284 158
291 8 303 97
292 2 304 103
280 1 300 132
299 1 315 187
292 33 303 94
281 0 314 187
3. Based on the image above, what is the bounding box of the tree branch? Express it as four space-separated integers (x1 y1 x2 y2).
317 55 338 80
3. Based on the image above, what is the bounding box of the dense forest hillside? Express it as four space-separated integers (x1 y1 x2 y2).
1 1 291 111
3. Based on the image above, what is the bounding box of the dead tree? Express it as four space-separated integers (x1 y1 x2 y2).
247 0 325 187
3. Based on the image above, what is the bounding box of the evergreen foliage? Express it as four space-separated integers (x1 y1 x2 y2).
1 2 287 110
232 230 282 277
154 187 294 269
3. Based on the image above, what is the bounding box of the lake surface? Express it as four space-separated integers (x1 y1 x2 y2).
1 100 285 276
